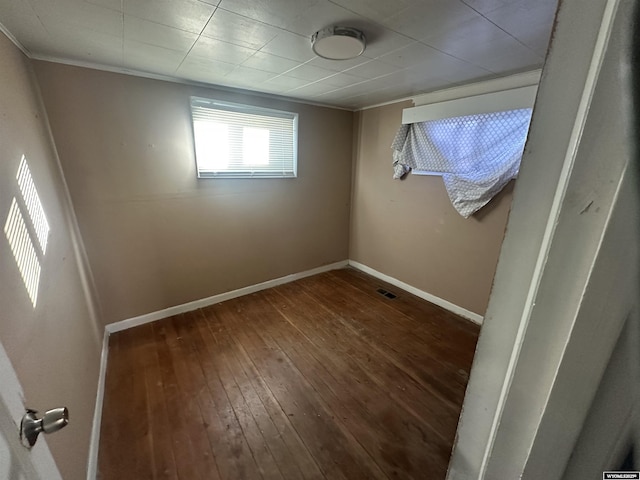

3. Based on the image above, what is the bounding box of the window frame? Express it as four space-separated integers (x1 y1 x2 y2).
190 96 299 179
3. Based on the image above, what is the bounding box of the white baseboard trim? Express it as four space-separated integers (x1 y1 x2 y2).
87 330 109 480
105 260 349 334
347 260 484 325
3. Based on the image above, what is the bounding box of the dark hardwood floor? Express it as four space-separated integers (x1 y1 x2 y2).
97 267 480 480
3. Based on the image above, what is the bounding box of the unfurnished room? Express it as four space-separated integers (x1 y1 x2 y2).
1 0 640 479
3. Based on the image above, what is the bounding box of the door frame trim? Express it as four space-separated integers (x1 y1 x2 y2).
447 0 627 477
86 331 109 480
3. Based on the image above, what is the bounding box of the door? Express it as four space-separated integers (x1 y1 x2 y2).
0 339 62 480
447 0 640 478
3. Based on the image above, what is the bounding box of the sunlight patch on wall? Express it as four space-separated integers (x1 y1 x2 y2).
17 156 50 253
4 199 41 307
3 156 49 308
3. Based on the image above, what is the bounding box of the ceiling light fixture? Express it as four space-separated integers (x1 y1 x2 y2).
311 26 366 60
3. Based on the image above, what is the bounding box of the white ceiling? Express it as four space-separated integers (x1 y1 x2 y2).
0 0 557 109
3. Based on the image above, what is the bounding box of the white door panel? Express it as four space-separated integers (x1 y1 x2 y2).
0 340 61 480
0 396 30 480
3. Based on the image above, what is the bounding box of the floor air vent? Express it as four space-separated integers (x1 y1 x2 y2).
376 288 397 299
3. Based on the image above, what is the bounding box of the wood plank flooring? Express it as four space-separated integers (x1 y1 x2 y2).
97 267 480 480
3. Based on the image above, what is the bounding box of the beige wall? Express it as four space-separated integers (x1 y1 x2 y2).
350 101 515 315
34 61 354 325
0 36 102 479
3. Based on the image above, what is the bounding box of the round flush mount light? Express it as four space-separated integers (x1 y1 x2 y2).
311 26 366 60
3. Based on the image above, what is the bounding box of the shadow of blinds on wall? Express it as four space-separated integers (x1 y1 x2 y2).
3 155 50 307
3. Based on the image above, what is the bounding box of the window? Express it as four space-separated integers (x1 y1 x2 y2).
392 83 536 217
392 108 532 218
396 108 533 177
190 97 298 178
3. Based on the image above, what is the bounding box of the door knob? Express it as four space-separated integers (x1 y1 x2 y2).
20 407 69 448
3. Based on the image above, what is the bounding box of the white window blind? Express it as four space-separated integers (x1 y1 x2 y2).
190 97 298 178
